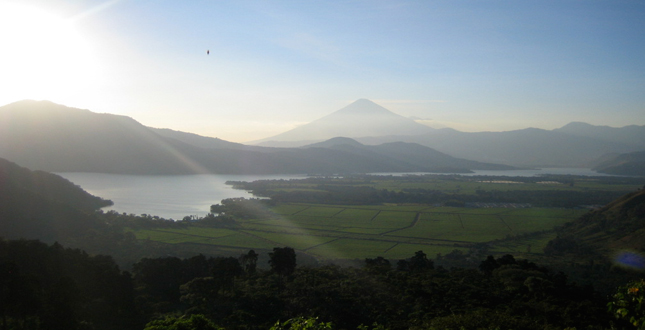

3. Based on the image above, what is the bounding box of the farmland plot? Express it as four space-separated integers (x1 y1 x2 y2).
306 238 398 259
241 230 338 250
128 202 589 261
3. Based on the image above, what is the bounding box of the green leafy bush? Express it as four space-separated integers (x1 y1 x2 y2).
608 279 645 329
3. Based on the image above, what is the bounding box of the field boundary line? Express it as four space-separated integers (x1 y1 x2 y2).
148 229 237 240
369 210 381 222
238 229 284 247
497 215 514 234
379 212 421 236
291 205 311 215
303 238 341 251
243 226 470 245
331 208 347 217
382 233 471 244
383 242 399 253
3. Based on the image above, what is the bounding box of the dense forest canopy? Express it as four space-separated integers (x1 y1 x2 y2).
2 238 645 330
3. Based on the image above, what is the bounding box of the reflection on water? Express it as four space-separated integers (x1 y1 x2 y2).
58 173 306 220
59 168 613 220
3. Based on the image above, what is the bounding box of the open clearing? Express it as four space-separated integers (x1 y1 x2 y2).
130 203 588 261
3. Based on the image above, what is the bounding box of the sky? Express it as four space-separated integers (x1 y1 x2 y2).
1 0 644 143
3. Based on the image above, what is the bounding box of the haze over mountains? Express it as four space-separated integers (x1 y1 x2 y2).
254 99 645 169
251 99 435 145
0 100 510 175
1 99 644 175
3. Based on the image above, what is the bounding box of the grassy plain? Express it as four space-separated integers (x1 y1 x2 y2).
130 203 587 261
129 174 644 262
361 176 640 194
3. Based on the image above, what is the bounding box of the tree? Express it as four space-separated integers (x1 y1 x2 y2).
395 251 433 272
479 255 499 275
0 262 42 329
143 314 222 330
409 250 433 272
269 247 297 276
364 257 391 274
211 257 243 290
132 257 185 305
240 250 259 275
270 317 333 330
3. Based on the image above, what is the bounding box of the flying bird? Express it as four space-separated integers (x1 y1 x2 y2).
207 50 210 55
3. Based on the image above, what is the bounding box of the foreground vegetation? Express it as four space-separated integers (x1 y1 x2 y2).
3 158 645 329
2 238 644 330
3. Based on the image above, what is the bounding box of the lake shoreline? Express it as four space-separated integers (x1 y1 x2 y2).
58 168 617 220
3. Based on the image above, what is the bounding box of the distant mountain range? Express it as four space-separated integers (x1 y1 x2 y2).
303 137 512 172
2 99 644 175
250 99 435 145
254 99 645 168
0 100 510 174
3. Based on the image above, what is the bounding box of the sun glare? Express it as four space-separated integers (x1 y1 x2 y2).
0 3 101 105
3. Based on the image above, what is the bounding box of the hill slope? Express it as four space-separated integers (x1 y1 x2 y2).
547 188 645 254
0 157 111 242
592 150 645 176
0 100 509 174
356 127 640 167
304 137 515 172
554 121 645 148
0 100 201 174
149 127 251 150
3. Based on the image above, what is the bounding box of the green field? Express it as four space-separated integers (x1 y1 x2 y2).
366 176 641 194
129 203 588 261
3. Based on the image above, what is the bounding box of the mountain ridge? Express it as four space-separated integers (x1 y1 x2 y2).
4 99 644 171
250 100 645 167
251 99 435 144
304 138 514 172
0 100 509 174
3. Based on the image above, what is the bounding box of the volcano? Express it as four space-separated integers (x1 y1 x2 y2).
252 99 434 146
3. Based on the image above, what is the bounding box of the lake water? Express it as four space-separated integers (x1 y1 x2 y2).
59 168 611 220
58 173 307 220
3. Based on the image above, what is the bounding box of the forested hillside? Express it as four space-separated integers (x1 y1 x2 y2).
0 158 111 211
0 158 111 243
547 188 645 254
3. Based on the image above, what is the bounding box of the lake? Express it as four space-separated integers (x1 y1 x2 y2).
58 173 307 220
59 168 610 220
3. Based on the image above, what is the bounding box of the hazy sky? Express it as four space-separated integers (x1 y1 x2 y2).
1 0 644 142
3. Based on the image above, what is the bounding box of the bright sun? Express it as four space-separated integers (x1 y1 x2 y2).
0 3 101 106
